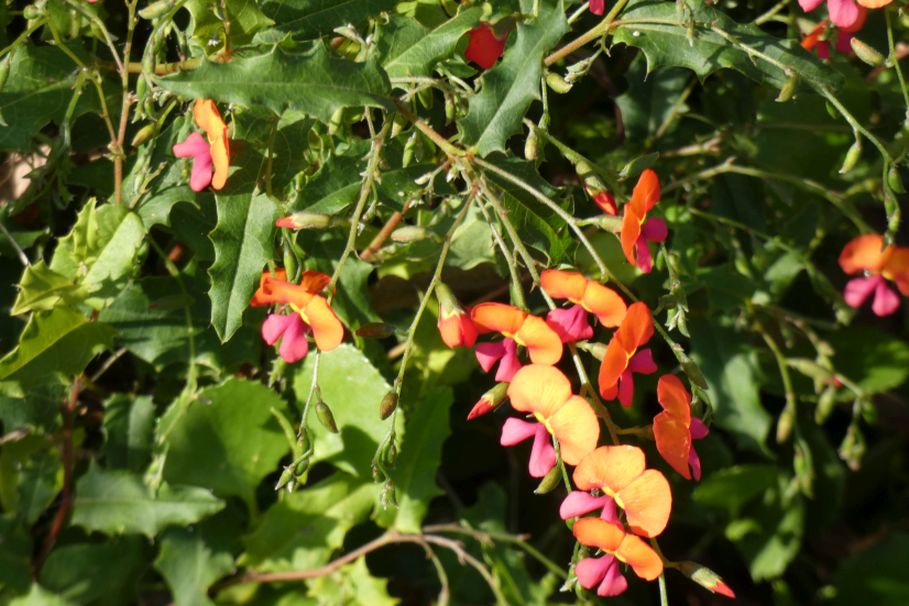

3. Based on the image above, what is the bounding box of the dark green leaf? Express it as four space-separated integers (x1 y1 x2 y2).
0 514 31 593
39 537 147 605
186 0 274 49
154 527 235 606
259 0 397 40
827 327 909 393
102 394 155 472
832 533 909 606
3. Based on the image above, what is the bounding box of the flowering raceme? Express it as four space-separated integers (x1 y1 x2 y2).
172 99 230 192
502 365 599 477
653 375 708 481
471 302 562 381
621 169 667 273
250 268 344 362
540 269 627 343
598 302 656 406
465 23 507 69
839 234 909 316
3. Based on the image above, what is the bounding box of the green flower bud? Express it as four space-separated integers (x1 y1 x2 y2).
776 75 798 103
316 401 339 434
545 71 573 94
131 123 156 148
838 140 862 174
850 38 884 67
534 465 562 494
379 391 398 420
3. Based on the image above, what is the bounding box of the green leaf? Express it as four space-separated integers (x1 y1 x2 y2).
8 584 77 606
0 514 31 593
832 533 909 606
305 558 396 606
39 537 147 605
375 386 452 532
259 0 397 40
161 378 291 507
294 344 391 477
9 261 81 315
827 327 909 393
379 7 484 79
0 308 113 386
207 192 277 342
459 0 568 156
614 58 690 141
693 464 779 515
612 0 843 91
689 317 771 451
155 527 235 606
158 46 392 124
242 473 377 572
186 0 274 50
102 394 155 472
72 465 224 537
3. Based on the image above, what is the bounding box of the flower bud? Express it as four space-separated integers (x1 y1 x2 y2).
316 401 339 434
534 465 562 494
776 75 798 103
838 139 862 174
545 71 573 94
591 190 617 216
887 165 905 194
275 212 332 230
678 562 736 598
293 457 310 477
436 283 478 348
402 130 418 167
815 384 837 424
524 128 538 161
139 0 175 20
390 225 431 242
467 382 508 420
850 38 884 67
379 391 398 420
131 123 156 147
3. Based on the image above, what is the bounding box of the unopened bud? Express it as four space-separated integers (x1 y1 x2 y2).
786 358 835 383
534 465 562 494
139 0 175 20
815 384 837 423
850 38 884 66
578 341 607 361
524 128 538 161
274 467 295 491
678 562 736 598
402 131 418 167
591 191 617 216
356 322 396 338
839 139 862 174
776 405 794 443
383 441 398 467
379 391 398 420
680 355 709 390
776 75 798 103
390 225 431 242
316 401 339 434
293 457 310 477
275 212 332 230
467 382 508 420
131 123 156 147
23 4 43 20
545 71 573 94
887 165 905 194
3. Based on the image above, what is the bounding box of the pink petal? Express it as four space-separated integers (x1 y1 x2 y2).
546 304 594 343
576 555 614 590
278 314 310 363
476 341 506 372
599 496 619 524
836 30 855 55
494 339 521 382
261 313 295 346
642 217 668 243
844 275 881 309
690 417 709 440
617 369 634 407
560 491 613 519
798 0 825 11
589 0 605 15
189 154 214 192
172 132 210 158
500 418 539 446
871 281 900 316
635 238 653 273
828 0 861 29
688 445 703 482
597 558 628 597
628 348 657 374
528 425 556 478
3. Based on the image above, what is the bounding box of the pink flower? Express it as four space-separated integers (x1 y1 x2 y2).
172 132 214 193
560 491 619 524
476 338 522 382
799 0 863 29
601 348 657 407
261 312 310 363
546 304 594 343
634 217 668 273
839 234 909 317
500 418 556 478
844 274 901 316
589 1 606 16
576 554 628 597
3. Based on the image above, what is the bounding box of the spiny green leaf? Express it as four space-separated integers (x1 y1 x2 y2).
72 465 224 538
158 46 392 123
207 192 277 343
459 0 568 156
260 0 397 40
612 0 843 91
186 0 274 50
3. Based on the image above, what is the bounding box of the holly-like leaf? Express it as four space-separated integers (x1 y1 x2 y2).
158 46 392 124
207 192 277 343
612 0 843 91
154 527 235 606
71 465 224 538
185 0 274 50
161 378 291 507
459 0 568 156
259 0 397 40
379 7 484 80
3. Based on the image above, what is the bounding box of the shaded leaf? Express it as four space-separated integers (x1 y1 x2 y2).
260 0 397 40
102 394 155 472
39 537 147 605
155 527 235 606
379 7 484 79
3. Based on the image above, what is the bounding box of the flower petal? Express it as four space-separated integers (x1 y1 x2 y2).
839 234 887 274
250 269 288 307
573 517 625 553
189 152 214 192
500 418 539 445
546 305 594 343
843 275 881 309
464 23 508 69
597 558 628 597
621 207 643 267
589 0 606 16
261 313 294 345
828 0 861 28
494 339 521 382
871 281 900 316
172 131 210 158
439 311 478 348
193 99 226 143
592 190 616 214
559 491 613 520
575 555 612 591
635 238 653 273
616 533 664 581
210 127 230 190
656 374 691 421
299 270 332 294
475 340 506 372
583 282 627 327
628 349 657 374
277 313 310 363
528 425 557 477
642 216 668 242
573 445 646 493
688 445 703 482
548 395 599 465
470 302 526 336
617 369 634 407
798 0 825 10
540 269 589 303
629 169 661 216
515 315 563 365
690 417 709 440
617 469 672 537
653 411 692 480
507 364 571 417
300 295 344 351
598 338 628 400
615 302 654 352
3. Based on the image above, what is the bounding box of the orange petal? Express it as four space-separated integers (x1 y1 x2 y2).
251 269 288 306
838 234 888 274
300 295 344 351
621 206 642 266
507 364 571 418
572 517 624 553
269 281 317 308
856 0 892 7
629 169 661 216
617 469 672 538
656 374 691 421
515 315 563 365
299 270 332 294
598 338 629 399
548 395 599 465
193 99 226 143
653 411 692 480
209 126 230 190
616 302 654 352
573 445 646 493
582 282 627 327
540 269 588 303
470 302 526 336
616 534 664 581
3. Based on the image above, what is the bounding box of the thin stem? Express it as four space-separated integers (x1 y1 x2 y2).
754 315 797 443
658 574 669 606
753 0 789 25
475 198 528 309
297 353 321 436
820 86 892 164
544 0 631 66
113 0 140 205
885 10 909 126
394 100 464 158
0 221 30 266
360 199 413 261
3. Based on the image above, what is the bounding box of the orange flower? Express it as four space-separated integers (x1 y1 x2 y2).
598 302 656 406
573 445 672 537
839 234 909 316
573 518 664 581
653 375 709 481
620 169 667 273
249 268 343 352
471 302 562 365
194 99 230 190
506 365 599 466
465 23 508 69
540 269 627 328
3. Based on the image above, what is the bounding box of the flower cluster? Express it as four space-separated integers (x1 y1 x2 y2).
839 234 909 316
